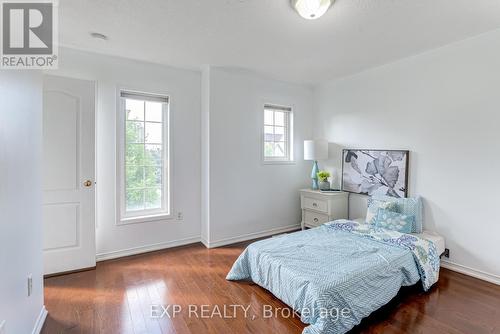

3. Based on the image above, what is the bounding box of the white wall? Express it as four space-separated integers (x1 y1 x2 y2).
204 67 313 246
53 49 313 257
314 29 500 281
0 72 45 333
53 48 202 259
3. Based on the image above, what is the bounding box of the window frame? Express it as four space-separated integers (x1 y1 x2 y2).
116 89 172 225
262 103 294 164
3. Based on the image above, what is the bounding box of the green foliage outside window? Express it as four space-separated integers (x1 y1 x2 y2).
125 110 162 211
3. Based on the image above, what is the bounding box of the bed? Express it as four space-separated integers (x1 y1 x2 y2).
226 220 443 334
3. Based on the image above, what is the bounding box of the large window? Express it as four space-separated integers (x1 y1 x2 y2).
118 90 170 223
263 104 293 163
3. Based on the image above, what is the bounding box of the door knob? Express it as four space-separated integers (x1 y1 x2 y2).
83 180 93 187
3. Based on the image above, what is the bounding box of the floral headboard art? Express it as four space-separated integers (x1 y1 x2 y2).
341 149 409 198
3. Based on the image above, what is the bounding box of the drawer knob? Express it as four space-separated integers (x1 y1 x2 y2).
312 203 318 207
313 218 319 222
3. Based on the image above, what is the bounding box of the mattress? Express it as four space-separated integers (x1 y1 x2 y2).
353 218 445 255
416 231 445 255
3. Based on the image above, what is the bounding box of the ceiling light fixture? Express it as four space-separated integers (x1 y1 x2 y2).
291 0 333 20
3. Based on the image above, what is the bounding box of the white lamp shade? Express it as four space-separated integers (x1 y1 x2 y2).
304 139 328 160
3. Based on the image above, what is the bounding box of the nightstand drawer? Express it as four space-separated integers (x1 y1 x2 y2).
304 210 329 226
300 189 348 230
303 197 328 213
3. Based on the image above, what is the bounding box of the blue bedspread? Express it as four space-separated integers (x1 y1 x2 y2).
226 220 440 334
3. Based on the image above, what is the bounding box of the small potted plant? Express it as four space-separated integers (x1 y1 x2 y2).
317 171 331 191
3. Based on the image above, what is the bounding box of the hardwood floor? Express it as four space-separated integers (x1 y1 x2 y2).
42 241 500 334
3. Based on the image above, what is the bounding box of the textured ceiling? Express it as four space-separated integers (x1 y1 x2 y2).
60 0 500 84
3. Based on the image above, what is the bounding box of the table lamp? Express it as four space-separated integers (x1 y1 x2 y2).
304 139 328 190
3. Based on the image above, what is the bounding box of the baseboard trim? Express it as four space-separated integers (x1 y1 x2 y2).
44 266 96 278
441 260 500 285
96 236 201 262
200 237 209 248
32 305 48 334
205 224 301 248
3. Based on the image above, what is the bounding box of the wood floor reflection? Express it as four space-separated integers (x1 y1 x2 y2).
42 242 500 334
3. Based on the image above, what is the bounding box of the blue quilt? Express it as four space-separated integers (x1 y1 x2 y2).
226 220 440 334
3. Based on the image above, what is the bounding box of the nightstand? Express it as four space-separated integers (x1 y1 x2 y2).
300 189 348 229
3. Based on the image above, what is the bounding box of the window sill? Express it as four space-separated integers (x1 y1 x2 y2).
262 160 296 165
118 213 175 226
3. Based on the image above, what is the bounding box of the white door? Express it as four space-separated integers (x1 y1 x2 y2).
42 75 96 275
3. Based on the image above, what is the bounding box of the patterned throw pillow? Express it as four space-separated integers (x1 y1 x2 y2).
372 195 423 233
375 208 415 234
366 198 398 224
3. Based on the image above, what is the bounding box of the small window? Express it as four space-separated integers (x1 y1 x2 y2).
118 90 170 223
263 104 293 162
